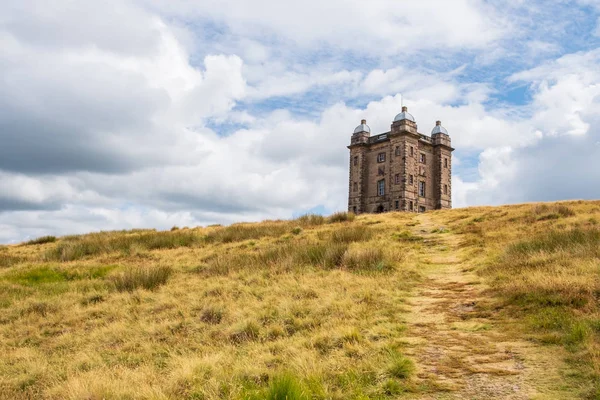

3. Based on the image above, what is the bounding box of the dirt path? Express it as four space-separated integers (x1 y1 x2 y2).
402 213 571 399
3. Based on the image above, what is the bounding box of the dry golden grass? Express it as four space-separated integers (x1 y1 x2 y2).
1 203 599 399
0 212 422 399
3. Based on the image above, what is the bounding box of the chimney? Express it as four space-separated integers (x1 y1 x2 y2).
402 106 408 112
361 119 366 125
436 120 441 126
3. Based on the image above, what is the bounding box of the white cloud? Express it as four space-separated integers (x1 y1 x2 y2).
1 0 600 243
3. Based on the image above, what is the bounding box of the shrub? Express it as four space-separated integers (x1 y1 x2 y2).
291 227 302 235
112 266 173 292
327 212 355 223
24 236 56 246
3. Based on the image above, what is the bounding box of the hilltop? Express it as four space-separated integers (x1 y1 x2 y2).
0 201 599 399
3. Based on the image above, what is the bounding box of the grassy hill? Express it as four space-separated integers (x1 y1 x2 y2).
0 201 599 399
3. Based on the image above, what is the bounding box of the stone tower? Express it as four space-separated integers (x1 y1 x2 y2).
348 107 453 214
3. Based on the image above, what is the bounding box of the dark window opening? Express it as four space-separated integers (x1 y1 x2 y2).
353 156 358 166
420 153 426 164
444 184 448 195
409 201 413 211
378 167 385 176
419 181 426 197
444 158 448 168
409 175 414 185
395 146 401 156
394 174 400 184
377 152 386 163
377 179 385 196
395 200 399 210
410 146 414 156
419 206 426 213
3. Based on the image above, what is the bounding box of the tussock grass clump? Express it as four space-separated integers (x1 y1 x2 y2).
200 305 224 324
387 350 415 379
265 374 311 400
112 266 173 292
295 243 348 269
205 222 290 243
229 321 261 343
44 230 202 261
295 214 326 226
327 211 356 223
24 236 57 245
532 204 576 220
22 301 56 317
505 228 600 259
0 253 24 268
342 247 393 273
330 226 372 243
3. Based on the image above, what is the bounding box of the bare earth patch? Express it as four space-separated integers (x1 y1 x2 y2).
402 214 574 399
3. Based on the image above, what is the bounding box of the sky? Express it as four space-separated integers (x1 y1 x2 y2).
2 0 600 243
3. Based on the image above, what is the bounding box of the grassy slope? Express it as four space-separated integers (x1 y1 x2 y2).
0 202 598 399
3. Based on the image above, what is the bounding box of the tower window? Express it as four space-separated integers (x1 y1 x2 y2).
353 182 358 192
444 158 448 168
409 175 414 185
395 146 401 156
353 156 358 166
420 153 426 164
394 174 400 184
377 153 386 163
410 146 414 156
419 181 426 197
395 200 399 209
444 184 448 195
377 179 385 196
409 201 413 211
378 167 385 176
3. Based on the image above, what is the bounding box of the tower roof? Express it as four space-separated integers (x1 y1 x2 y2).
393 106 415 122
354 119 371 133
431 120 448 135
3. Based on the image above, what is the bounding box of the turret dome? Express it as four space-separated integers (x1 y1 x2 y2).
354 119 370 134
393 106 415 123
431 120 448 135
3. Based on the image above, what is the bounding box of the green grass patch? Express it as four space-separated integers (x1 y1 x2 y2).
5 265 116 285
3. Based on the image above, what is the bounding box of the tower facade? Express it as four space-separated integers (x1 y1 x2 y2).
348 107 453 214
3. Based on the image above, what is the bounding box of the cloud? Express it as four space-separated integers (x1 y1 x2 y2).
1 0 600 243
